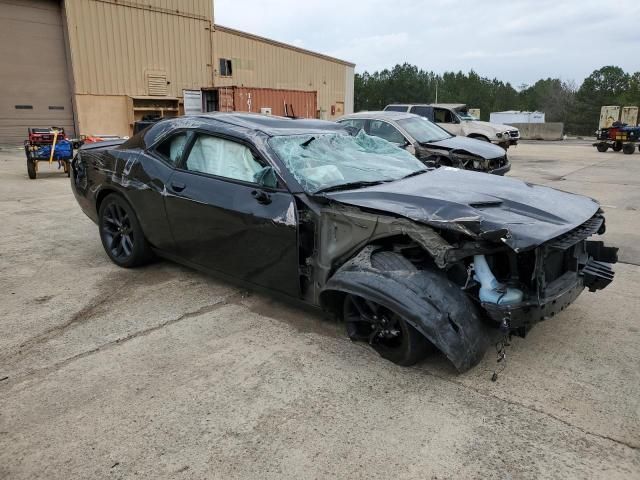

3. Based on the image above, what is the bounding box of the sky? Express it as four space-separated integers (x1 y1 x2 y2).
214 0 640 88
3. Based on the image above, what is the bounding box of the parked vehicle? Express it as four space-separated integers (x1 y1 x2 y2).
71 113 617 372
384 103 520 149
594 122 640 154
23 127 73 179
337 111 510 175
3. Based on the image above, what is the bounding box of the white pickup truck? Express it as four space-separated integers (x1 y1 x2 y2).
384 103 520 149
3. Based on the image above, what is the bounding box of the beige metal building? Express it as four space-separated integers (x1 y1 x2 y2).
0 0 355 143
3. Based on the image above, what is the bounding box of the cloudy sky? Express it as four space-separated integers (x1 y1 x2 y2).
215 0 640 88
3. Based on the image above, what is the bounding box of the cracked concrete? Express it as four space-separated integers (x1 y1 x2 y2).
0 141 639 479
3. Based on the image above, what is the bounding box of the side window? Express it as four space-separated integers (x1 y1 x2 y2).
409 106 430 117
155 132 189 166
184 134 263 183
369 120 406 144
339 119 366 131
434 108 453 123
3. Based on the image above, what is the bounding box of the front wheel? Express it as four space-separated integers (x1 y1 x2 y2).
343 294 432 366
612 142 623 152
596 143 608 152
98 194 152 268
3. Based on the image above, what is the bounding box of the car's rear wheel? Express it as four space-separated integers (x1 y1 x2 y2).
596 143 609 152
622 143 635 155
612 142 623 152
98 194 152 268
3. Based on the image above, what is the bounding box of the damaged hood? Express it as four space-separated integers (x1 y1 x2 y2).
323 168 600 251
423 135 506 159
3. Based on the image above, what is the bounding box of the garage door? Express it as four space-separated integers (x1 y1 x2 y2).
0 0 74 144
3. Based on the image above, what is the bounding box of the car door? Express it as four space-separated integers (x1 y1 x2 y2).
125 131 190 251
163 132 300 297
433 108 462 135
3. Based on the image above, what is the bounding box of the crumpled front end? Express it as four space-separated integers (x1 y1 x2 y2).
473 213 618 334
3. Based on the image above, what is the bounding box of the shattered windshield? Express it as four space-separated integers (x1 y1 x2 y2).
269 130 428 194
397 116 452 143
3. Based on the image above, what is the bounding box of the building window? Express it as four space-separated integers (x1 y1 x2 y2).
48 106 65 110
15 105 33 109
219 58 232 77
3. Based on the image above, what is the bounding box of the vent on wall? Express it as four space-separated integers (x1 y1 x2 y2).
146 71 168 96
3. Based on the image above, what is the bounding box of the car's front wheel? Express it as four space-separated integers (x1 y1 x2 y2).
98 194 152 268
343 294 432 366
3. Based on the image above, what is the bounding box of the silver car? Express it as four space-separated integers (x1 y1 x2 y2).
337 111 510 175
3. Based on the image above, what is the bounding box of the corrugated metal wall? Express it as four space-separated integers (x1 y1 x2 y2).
212 25 354 119
63 0 213 96
216 87 317 118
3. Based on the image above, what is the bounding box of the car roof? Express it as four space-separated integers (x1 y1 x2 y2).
193 112 346 135
385 103 467 110
141 112 349 147
339 111 418 121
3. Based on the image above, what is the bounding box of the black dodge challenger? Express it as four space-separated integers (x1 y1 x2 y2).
71 113 618 371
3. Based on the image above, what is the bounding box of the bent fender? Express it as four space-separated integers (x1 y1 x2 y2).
321 247 498 372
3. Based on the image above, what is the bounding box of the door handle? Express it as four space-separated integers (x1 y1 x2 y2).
170 182 186 192
251 189 271 205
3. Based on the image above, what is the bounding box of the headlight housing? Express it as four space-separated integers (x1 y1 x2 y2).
496 132 503 138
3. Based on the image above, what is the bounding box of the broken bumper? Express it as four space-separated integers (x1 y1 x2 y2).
482 274 585 330
488 162 511 176
482 257 616 330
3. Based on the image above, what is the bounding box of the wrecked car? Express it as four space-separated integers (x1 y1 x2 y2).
385 103 520 149
337 111 510 175
70 113 618 372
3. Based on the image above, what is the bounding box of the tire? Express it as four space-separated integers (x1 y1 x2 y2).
612 142 623 152
98 194 152 268
622 143 635 155
27 159 36 179
343 251 431 366
596 143 608 152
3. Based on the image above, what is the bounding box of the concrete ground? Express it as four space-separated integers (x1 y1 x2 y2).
0 140 638 479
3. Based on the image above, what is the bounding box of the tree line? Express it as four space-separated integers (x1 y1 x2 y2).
354 65 640 135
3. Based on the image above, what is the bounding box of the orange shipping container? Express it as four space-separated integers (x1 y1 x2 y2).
214 87 318 118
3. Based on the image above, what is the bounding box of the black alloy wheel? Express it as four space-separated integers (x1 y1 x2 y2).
98 194 152 267
344 294 430 366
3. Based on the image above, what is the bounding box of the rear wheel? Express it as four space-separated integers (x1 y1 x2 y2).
596 143 609 152
623 143 635 155
98 194 152 267
612 142 623 152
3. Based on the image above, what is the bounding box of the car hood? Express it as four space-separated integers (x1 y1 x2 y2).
323 168 600 251
424 135 506 159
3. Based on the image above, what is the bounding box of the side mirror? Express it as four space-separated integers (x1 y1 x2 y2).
254 165 278 189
